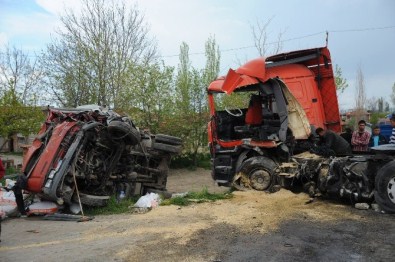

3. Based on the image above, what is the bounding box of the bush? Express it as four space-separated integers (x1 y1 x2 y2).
170 153 211 170
6 166 17 176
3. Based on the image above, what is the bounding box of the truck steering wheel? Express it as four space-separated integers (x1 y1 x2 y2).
225 108 243 117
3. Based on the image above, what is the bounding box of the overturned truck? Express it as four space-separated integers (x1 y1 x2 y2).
22 105 182 207
208 46 395 213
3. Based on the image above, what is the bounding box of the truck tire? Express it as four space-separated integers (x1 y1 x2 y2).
374 160 395 213
73 193 110 207
107 121 141 145
153 142 182 154
155 134 182 145
235 156 276 191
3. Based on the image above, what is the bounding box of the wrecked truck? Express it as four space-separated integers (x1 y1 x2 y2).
207 46 395 213
22 105 182 208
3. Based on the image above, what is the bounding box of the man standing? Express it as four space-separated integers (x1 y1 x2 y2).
369 126 388 147
315 127 352 156
340 127 353 145
351 120 371 152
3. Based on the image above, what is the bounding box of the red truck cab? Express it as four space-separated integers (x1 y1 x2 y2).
207 46 341 188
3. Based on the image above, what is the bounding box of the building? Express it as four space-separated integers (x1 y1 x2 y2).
0 133 35 153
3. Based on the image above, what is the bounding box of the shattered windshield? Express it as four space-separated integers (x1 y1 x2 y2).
213 91 258 111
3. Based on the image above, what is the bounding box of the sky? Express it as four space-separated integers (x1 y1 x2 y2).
1 0 394 110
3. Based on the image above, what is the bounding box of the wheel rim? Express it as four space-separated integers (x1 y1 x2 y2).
387 176 395 204
232 172 250 191
250 169 271 190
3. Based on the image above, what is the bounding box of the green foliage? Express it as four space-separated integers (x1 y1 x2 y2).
84 195 139 216
369 112 389 126
347 118 356 130
5 166 17 176
170 153 211 170
40 0 157 107
119 61 175 133
162 196 190 206
166 37 220 167
84 188 232 214
0 45 44 105
161 187 233 206
2 7 220 168
335 64 348 94
215 92 252 111
0 93 45 138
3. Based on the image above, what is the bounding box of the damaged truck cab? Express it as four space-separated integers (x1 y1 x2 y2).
22 105 182 208
208 47 395 213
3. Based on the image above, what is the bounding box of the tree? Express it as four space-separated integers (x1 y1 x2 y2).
354 66 367 125
385 101 390 112
391 82 395 108
251 17 285 57
0 45 43 105
0 88 45 150
40 0 157 107
334 64 348 94
366 97 378 112
370 112 388 126
189 36 221 163
168 37 221 167
119 60 175 133
0 45 45 151
378 97 385 112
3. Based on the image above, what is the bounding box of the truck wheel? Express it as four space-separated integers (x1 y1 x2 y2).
153 142 182 154
235 156 276 191
374 161 395 213
107 121 141 145
73 193 110 207
155 134 182 145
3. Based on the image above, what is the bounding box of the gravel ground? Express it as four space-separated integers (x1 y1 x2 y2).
1 168 394 262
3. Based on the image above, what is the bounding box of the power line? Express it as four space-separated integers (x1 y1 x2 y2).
329 25 395 33
161 25 395 58
7 25 395 59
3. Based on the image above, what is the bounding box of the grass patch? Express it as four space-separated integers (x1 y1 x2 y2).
82 187 233 215
5 166 17 176
1 166 19 185
161 187 233 206
84 195 139 216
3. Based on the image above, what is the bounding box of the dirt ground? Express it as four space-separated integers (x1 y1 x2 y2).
1 168 394 262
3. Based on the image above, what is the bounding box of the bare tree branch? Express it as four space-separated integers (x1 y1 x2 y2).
40 0 157 107
354 65 367 123
250 17 285 57
0 45 43 105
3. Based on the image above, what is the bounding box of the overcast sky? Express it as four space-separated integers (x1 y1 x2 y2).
1 0 394 110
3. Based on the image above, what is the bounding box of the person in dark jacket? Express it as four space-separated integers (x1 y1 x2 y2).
340 127 353 145
369 126 388 148
315 127 352 156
